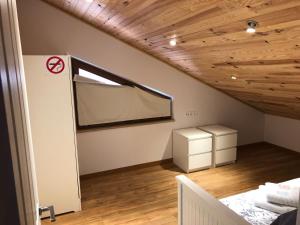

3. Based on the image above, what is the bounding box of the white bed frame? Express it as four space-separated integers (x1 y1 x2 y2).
177 175 300 225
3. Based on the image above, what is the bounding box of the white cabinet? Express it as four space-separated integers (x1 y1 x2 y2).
23 55 81 216
173 128 212 173
198 125 237 167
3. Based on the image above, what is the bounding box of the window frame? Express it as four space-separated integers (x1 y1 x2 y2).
71 57 173 130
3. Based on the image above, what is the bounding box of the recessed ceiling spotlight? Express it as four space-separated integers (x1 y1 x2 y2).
246 20 258 33
169 38 177 46
85 0 93 2
231 75 237 80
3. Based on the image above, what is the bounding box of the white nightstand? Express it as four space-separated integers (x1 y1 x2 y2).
198 125 237 167
173 128 213 173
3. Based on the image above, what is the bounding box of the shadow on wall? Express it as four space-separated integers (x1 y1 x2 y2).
160 132 183 173
162 131 172 160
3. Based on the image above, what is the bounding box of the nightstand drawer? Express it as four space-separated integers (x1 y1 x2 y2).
215 133 237 150
188 138 212 155
189 153 212 170
215 148 236 165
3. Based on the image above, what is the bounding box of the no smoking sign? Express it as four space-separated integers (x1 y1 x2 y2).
46 56 65 74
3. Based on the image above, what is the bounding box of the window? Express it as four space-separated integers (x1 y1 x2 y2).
71 57 173 129
78 68 121 86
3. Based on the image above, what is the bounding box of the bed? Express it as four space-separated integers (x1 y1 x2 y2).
176 175 300 225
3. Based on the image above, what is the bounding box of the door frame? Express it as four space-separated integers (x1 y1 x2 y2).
0 0 38 225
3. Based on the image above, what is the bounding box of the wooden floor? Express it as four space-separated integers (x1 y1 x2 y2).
43 142 300 225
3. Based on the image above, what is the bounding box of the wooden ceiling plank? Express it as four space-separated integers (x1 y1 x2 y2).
43 0 300 119
142 4 300 45
148 18 300 49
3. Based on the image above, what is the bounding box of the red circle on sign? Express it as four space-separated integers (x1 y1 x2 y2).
46 56 65 74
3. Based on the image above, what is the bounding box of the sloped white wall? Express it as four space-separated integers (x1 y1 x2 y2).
264 114 300 153
17 0 265 175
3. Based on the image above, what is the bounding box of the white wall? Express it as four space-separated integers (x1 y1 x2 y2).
264 114 300 153
17 0 264 175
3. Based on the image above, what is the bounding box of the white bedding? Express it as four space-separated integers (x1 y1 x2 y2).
220 190 279 225
220 178 300 225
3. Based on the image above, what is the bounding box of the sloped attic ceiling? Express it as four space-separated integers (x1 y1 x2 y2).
44 0 300 119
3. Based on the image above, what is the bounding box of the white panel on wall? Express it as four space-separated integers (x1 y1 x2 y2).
23 55 81 214
17 0 265 175
264 114 300 153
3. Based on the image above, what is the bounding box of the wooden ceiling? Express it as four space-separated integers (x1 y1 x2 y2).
44 0 300 119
